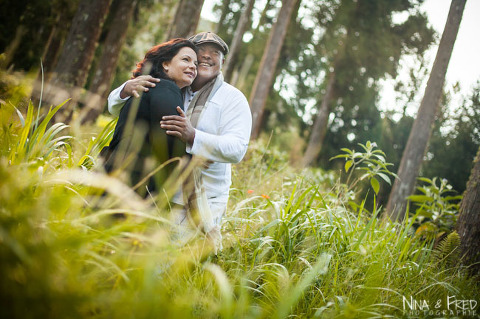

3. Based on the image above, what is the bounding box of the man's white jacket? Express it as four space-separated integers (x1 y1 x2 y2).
108 79 252 205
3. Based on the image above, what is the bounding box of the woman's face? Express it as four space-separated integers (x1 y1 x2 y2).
163 47 197 89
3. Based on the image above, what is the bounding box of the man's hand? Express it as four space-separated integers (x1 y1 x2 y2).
160 106 196 145
120 75 160 99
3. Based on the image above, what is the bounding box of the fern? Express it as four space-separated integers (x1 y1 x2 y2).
431 231 461 268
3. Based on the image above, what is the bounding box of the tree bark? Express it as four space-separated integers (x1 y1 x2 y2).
30 0 79 106
166 0 205 39
301 71 336 167
385 0 466 221
31 26 60 106
249 0 298 139
456 147 480 275
223 0 255 82
45 0 111 115
40 25 61 82
232 53 254 89
456 148 480 274
1 25 26 68
80 0 138 124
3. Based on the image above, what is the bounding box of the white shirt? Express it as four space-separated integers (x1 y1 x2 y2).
107 78 252 204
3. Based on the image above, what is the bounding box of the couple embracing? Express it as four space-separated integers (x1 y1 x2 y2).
102 32 252 248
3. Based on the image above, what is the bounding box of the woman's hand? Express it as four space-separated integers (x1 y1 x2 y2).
160 106 196 145
120 75 160 98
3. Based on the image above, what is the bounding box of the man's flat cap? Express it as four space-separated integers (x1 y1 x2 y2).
189 32 229 55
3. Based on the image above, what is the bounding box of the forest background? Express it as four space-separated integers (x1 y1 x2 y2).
1 0 478 206
1 0 480 318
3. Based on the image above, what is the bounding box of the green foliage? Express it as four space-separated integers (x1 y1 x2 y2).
408 177 461 238
0 0 78 70
212 0 244 44
1 84 478 317
312 0 435 172
422 82 480 194
431 231 461 269
0 68 33 107
78 117 117 169
227 140 478 318
7 100 71 165
331 141 397 198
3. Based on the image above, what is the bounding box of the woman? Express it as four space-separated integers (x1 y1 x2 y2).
102 38 198 197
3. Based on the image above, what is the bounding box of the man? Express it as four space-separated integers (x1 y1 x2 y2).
107 32 252 234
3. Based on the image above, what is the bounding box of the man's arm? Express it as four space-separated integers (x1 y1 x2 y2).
160 96 252 163
191 95 251 163
107 83 128 116
107 75 160 116
160 107 195 144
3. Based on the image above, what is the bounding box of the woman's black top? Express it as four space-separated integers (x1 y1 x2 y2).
103 79 186 194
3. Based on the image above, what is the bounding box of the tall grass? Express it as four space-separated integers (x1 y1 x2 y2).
0 81 478 318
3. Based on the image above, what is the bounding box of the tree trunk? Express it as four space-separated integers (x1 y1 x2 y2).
80 0 138 124
214 0 231 34
31 28 57 106
30 0 79 106
456 147 480 275
384 0 466 221
223 0 255 82
45 0 111 117
31 15 66 105
166 0 205 39
0 25 26 68
252 0 272 38
39 24 61 81
301 71 336 167
38 2 78 80
249 0 298 139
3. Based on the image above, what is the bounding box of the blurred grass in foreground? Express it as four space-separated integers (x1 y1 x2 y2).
0 71 478 318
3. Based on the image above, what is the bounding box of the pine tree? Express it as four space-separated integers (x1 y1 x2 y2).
214 0 232 35
301 0 435 167
301 71 336 167
385 0 467 221
81 0 138 124
249 0 299 139
44 0 111 120
166 0 205 39
223 0 255 82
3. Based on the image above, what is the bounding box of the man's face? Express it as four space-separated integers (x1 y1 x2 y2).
196 43 224 82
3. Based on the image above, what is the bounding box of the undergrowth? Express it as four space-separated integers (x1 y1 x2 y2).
0 84 478 318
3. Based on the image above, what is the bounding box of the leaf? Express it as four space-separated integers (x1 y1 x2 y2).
444 195 463 201
370 177 380 194
13 105 25 127
417 177 432 184
330 154 348 160
345 160 353 173
359 173 369 180
377 172 391 185
408 195 433 202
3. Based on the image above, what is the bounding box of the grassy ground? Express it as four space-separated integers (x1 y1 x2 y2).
0 87 479 318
